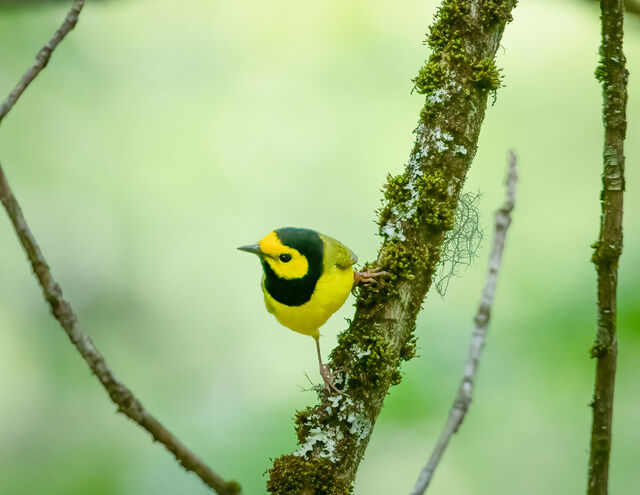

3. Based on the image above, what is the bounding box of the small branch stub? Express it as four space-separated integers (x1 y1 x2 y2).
410 151 518 495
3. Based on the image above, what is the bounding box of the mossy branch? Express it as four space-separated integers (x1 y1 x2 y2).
587 1 627 494
267 1 518 492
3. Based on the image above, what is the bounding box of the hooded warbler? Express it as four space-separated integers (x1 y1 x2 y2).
239 227 387 393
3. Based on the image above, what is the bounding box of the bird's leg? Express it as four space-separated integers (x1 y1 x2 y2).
353 266 391 290
314 335 345 395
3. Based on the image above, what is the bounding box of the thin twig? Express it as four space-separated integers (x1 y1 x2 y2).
0 2 239 492
410 151 518 495
1 3 240 493
587 1 627 494
0 163 243 492
0 163 241 495
0 0 85 126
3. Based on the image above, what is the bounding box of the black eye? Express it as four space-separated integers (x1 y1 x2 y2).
279 253 292 263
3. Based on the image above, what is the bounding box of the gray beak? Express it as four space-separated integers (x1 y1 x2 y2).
237 243 262 256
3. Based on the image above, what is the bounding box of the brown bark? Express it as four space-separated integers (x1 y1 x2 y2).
587 1 628 494
0 0 85 126
0 2 241 493
0 164 241 495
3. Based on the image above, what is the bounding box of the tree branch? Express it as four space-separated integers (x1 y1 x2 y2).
590 0 640 16
267 1 518 492
0 2 241 493
624 0 640 15
587 1 627 494
0 0 85 126
0 163 241 495
410 151 517 495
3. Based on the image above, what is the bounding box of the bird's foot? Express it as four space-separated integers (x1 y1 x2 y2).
319 365 346 396
353 267 391 290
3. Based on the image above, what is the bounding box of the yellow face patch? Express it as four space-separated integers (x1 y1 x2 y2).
258 231 309 280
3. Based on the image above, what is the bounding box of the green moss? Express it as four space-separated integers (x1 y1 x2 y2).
378 241 420 279
224 482 242 495
413 56 447 95
335 242 437 388
390 369 403 386
591 240 621 267
378 166 455 244
378 173 408 236
361 242 425 303
332 241 434 389
413 1 473 101
427 1 472 52
295 408 314 443
267 456 352 495
482 0 515 26
413 0 515 126
363 171 454 384
331 317 399 391
383 172 411 203
415 169 456 231
589 342 608 359
400 333 417 361
471 58 502 91
595 63 607 84
420 104 436 123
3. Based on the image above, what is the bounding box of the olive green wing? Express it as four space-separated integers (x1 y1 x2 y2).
319 233 358 269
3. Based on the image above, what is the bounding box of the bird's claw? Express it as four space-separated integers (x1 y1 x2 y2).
319 365 346 396
353 267 391 291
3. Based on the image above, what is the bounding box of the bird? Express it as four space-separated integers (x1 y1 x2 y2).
238 227 387 393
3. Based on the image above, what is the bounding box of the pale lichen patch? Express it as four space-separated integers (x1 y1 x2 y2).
294 426 344 463
454 144 468 155
353 345 372 359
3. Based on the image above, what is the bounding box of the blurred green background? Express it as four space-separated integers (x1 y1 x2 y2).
0 0 639 493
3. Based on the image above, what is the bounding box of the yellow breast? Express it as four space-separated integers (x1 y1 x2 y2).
263 264 354 339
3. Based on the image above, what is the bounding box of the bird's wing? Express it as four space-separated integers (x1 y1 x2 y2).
320 233 358 269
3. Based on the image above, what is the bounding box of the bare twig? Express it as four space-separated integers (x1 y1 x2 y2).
0 0 85 126
410 151 518 495
0 4 239 491
0 163 241 495
587 1 627 494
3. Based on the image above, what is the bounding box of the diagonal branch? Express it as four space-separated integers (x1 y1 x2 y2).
0 0 85 126
0 162 241 495
267 1 518 492
410 151 518 495
587 1 627 494
0 2 240 493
